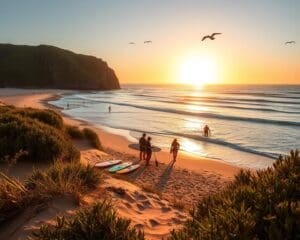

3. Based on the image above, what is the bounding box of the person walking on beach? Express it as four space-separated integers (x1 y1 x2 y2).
139 133 147 161
108 105 111 113
170 138 180 162
145 137 152 166
203 125 211 137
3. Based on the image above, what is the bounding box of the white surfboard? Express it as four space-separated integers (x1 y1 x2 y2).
117 164 141 174
108 162 132 173
94 160 122 168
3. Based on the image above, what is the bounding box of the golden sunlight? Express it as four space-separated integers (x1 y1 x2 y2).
179 55 219 87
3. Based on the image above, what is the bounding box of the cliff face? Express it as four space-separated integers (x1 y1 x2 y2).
0 44 120 90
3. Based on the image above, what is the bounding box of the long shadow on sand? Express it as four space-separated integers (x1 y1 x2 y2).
155 161 174 191
127 162 147 181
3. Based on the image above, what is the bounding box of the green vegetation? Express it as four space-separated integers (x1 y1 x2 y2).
0 161 101 224
0 43 120 90
65 125 84 139
169 150 300 240
31 201 144 240
83 128 103 150
0 105 63 129
65 125 103 150
0 172 30 223
0 106 79 162
27 161 102 194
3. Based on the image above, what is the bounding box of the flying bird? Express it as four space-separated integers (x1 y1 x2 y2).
201 33 222 41
128 42 136 45
285 41 296 45
144 40 152 44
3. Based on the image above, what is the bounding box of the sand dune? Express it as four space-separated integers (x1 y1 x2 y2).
83 177 188 240
0 195 78 240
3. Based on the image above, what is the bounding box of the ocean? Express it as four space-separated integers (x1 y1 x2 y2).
50 84 300 169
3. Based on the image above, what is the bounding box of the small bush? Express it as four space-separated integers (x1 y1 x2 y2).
65 125 84 139
82 128 102 150
31 201 144 240
0 108 79 162
26 161 102 194
169 150 300 240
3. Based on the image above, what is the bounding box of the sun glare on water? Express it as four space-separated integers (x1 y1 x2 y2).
179 55 219 88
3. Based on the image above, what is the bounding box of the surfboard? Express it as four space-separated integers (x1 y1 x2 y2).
128 143 161 152
94 160 122 168
117 164 141 174
108 162 132 173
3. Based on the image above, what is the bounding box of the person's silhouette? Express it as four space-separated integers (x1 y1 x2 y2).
203 125 210 137
139 133 147 161
170 138 180 162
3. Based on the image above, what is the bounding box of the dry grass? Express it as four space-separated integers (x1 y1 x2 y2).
0 161 102 224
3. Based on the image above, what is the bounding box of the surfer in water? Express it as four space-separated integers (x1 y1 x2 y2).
170 138 180 162
203 125 211 137
145 137 152 166
139 133 147 161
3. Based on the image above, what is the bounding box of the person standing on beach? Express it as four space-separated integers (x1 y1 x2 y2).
108 105 111 113
139 133 147 161
170 138 180 162
203 125 211 137
145 137 152 166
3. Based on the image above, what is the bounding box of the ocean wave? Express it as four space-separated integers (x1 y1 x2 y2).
181 96 300 105
165 131 277 159
74 97 300 127
152 99 300 114
220 92 300 99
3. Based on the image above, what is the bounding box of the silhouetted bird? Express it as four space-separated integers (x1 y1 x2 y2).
129 42 136 45
201 33 222 41
144 41 152 44
285 41 296 45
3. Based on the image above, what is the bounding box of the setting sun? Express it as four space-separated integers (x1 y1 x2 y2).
179 55 219 87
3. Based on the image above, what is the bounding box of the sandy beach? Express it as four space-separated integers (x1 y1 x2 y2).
0 88 241 239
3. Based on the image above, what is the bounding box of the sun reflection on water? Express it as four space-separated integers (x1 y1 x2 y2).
181 138 206 156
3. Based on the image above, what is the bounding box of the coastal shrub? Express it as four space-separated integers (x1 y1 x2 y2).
31 201 144 240
168 150 300 240
0 111 79 162
0 161 101 224
0 106 63 129
82 127 103 150
22 108 63 129
65 125 84 139
26 161 102 194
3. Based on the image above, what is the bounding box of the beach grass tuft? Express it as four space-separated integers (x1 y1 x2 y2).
0 161 102 224
82 127 103 150
26 161 102 194
168 150 300 240
64 125 84 139
30 201 145 240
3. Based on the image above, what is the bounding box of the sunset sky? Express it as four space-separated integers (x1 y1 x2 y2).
0 0 299 85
